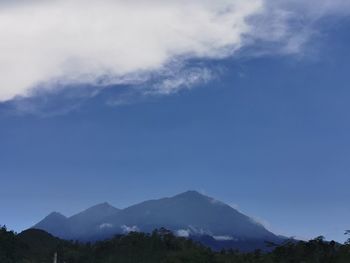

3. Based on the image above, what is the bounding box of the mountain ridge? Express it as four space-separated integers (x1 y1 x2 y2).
33 190 283 250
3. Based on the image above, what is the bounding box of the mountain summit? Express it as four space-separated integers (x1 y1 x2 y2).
33 191 282 250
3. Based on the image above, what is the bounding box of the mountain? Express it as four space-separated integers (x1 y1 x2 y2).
34 212 70 239
34 202 120 240
68 202 120 238
100 191 276 239
33 191 283 250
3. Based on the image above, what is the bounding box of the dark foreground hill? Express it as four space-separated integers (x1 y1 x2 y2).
34 191 282 251
1 226 350 263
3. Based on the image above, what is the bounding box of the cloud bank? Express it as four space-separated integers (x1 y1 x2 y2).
0 0 261 102
0 0 349 103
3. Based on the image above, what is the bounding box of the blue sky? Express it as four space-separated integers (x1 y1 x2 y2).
0 0 350 242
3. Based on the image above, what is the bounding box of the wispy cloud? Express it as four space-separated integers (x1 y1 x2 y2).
0 0 349 109
99 223 113 229
151 67 213 95
121 225 139 233
213 235 237 241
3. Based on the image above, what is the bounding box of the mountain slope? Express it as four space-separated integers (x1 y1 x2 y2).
68 202 120 237
33 191 281 249
34 212 70 239
101 191 276 240
33 203 120 240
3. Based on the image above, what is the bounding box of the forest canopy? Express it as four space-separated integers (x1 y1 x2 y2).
1 225 350 263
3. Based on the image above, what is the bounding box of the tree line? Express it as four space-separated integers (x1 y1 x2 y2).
1 225 350 263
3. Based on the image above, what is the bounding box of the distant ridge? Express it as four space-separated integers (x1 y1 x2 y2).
35 202 120 240
33 191 283 251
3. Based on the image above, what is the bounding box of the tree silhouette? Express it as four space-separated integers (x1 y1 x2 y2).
2 226 350 262
345 230 350 245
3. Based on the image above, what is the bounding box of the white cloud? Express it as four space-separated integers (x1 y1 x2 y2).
176 229 190 238
271 0 350 16
188 225 212 236
0 0 262 102
249 0 350 54
229 203 239 209
213 235 237 241
0 0 349 104
99 223 113 229
210 198 226 206
250 216 272 231
121 225 139 233
152 67 213 95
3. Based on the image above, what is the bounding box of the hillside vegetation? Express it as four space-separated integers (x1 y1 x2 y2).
1 226 350 263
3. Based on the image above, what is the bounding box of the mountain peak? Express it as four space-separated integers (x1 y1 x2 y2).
175 190 207 198
33 211 70 239
67 202 120 228
88 202 116 210
46 211 67 219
